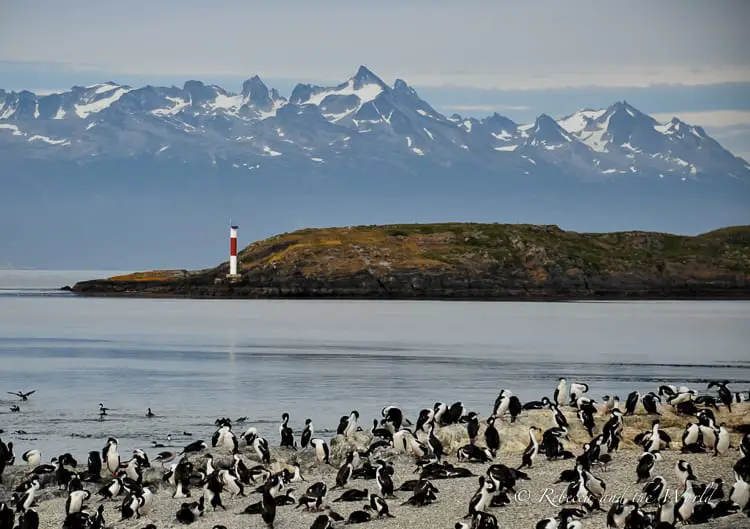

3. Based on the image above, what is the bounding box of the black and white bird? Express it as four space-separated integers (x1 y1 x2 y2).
466 412 480 444
211 424 239 453
96 476 122 501
334 452 355 489
12 477 40 512
569 382 589 406
15 509 39 529
624 391 639 415
309 438 330 465
337 411 360 438
369 493 394 518
252 436 271 465
301 419 313 449
428 422 444 462
675 460 696 491
714 423 731 456
636 452 658 483
21 450 41 468
445 402 466 425
375 460 394 497
484 416 501 457
675 481 697 523
382 406 406 431
554 378 568 407
642 392 661 415
65 490 90 516
522 397 550 411
642 476 666 504
602 395 620 415
681 422 702 452
708 380 733 412
415 409 434 434
491 390 512 419
101 438 120 476
175 498 204 524
549 403 568 429
279 413 297 450
309 514 333 529
518 426 541 469
180 440 208 456
371 420 393 441
577 404 596 438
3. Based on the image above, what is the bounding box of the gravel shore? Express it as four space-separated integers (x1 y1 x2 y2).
1 404 748 529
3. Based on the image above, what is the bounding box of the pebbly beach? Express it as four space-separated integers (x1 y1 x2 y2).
1 384 749 529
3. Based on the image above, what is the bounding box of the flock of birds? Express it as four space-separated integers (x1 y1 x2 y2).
0 379 749 529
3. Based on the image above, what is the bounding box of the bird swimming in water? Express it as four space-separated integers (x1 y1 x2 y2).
9 405 20 413
146 408 155 418
7 390 36 401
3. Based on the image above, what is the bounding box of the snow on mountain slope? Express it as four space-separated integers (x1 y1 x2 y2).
75 87 131 118
1 67 748 182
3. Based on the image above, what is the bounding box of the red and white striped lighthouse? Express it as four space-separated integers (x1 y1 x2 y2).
229 225 238 276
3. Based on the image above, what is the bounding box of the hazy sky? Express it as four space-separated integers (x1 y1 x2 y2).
0 0 748 158
1 0 749 88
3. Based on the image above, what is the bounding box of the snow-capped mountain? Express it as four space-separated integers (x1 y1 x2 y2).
2 66 749 269
2 66 747 180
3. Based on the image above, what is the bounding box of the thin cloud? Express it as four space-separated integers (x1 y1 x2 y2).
0 1 748 91
651 110 750 128
445 104 531 112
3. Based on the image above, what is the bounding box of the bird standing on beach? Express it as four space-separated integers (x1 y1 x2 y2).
708 380 733 412
21 450 41 467
310 438 330 465
465 412 480 444
554 378 568 407
337 411 360 438
484 417 500 457
491 390 512 419
642 392 661 415
301 419 313 449
279 413 297 450
518 426 540 469
624 391 640 415
101 438 120 476
260 484 276 528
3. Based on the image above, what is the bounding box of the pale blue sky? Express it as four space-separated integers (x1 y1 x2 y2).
1 0 749 157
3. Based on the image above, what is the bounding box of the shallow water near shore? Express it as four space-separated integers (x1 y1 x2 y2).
0 270 749 459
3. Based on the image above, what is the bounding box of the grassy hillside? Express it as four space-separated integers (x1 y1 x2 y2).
231 223 750 278
78 223 750 299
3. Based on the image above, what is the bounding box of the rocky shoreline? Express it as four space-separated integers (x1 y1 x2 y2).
69 223 750 300
1 405 748 529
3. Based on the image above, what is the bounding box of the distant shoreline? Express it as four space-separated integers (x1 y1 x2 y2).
68 222 750 301
65 288 750 302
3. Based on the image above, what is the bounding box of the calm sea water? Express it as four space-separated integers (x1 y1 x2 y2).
0 270 748 462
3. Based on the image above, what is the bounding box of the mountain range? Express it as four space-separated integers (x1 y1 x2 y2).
2 66 749 269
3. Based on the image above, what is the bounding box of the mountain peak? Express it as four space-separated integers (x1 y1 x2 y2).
351 65 387 88
241 75 271 108
526 113 573 144
393 78 409 91
607 100 645 119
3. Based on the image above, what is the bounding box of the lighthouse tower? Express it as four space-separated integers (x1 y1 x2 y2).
228 225 239 277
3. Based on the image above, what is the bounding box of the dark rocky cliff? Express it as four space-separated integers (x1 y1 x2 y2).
71 223 750 300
